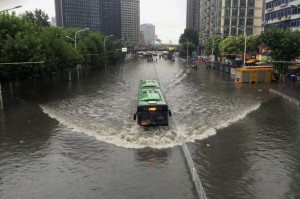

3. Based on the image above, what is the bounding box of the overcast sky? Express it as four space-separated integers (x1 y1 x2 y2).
0 0 186 44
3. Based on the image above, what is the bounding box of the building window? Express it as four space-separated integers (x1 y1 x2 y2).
225 0 231 7
232 8 238 16
248 0 255 7
240 0 246 7
247 9 254 16
232 17 238 26
225 8 231 16
247 18 254 26
240 8 245 17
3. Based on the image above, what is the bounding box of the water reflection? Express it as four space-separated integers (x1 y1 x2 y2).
134 148 169 167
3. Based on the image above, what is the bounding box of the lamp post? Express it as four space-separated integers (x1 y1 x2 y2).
65 35 75 42
185 39 190 64
104 35 113 70
66 28 89 49
0 5 22 12
74 28 89 49
232 26 247 66
211 38 220 62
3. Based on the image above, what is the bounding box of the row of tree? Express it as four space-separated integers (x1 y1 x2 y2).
180 27 300 71
0 9 124 81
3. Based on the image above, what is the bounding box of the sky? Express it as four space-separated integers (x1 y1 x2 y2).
0 0 186 44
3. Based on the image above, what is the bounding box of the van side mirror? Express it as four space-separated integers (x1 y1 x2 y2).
168 110 172 117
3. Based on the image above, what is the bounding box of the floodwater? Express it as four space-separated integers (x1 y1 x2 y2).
0 56 299 199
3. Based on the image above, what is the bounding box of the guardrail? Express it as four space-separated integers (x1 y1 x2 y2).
153 62 208 199
180 136 207 199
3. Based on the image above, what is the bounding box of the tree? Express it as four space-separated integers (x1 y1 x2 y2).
179 28 199 46
243 35 260 54
40 27 82 73
179 28 198 58
219 36 240 59
79 32 104 67
21 9 50 27
261 27 300 73
0 13 45 80
204 35 222 58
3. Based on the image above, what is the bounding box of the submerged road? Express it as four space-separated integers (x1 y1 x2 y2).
0 56 299 198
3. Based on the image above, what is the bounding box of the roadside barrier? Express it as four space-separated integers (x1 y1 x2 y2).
180 135 208 199
152 62 207 199
269 88 299 106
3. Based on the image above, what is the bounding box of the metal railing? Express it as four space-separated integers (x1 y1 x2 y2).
180 136 207 199
153 62 208 199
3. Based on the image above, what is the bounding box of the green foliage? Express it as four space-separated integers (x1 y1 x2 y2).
245 35 260 54
179 28 199 46
261 27 300 61
218 35 260 59
219 36 240 58
0 12 122 81
261 27 300 72
204 35 223 57
179 28 199 54
21 9 50 27
79 32 104 66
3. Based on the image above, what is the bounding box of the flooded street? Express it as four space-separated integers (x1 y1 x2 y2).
1 56 299 198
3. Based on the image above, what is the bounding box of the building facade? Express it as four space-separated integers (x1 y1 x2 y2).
121 0 140 45
199 0 264 46
140 23 155 44
264 0 300 30
55 0 121 38
186 0 200 30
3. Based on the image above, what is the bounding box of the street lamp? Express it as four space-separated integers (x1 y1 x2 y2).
232 26 247 66
185 39 190 64
74 28 89 49
65 35 75 42
211 38 220 62
104 35 113 70
0 5 22 12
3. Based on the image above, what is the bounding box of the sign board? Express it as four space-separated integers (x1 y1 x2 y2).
122 47 127 52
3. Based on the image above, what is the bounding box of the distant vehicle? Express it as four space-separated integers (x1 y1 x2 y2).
133 80 172 126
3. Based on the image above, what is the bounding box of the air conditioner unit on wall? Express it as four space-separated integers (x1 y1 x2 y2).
267 7 274 11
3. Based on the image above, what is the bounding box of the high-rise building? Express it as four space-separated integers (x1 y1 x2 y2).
121 0 140 45
55 0 121 38
264 0 300 30
50 17 57 26
140 23 155 43
186 0 200 30
199 0 264 46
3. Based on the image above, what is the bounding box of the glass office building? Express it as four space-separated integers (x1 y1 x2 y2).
55 0 121 38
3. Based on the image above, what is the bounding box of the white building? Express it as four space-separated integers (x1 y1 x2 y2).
264 0 300 30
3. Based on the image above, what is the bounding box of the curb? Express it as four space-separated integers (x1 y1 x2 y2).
269 88 299 106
